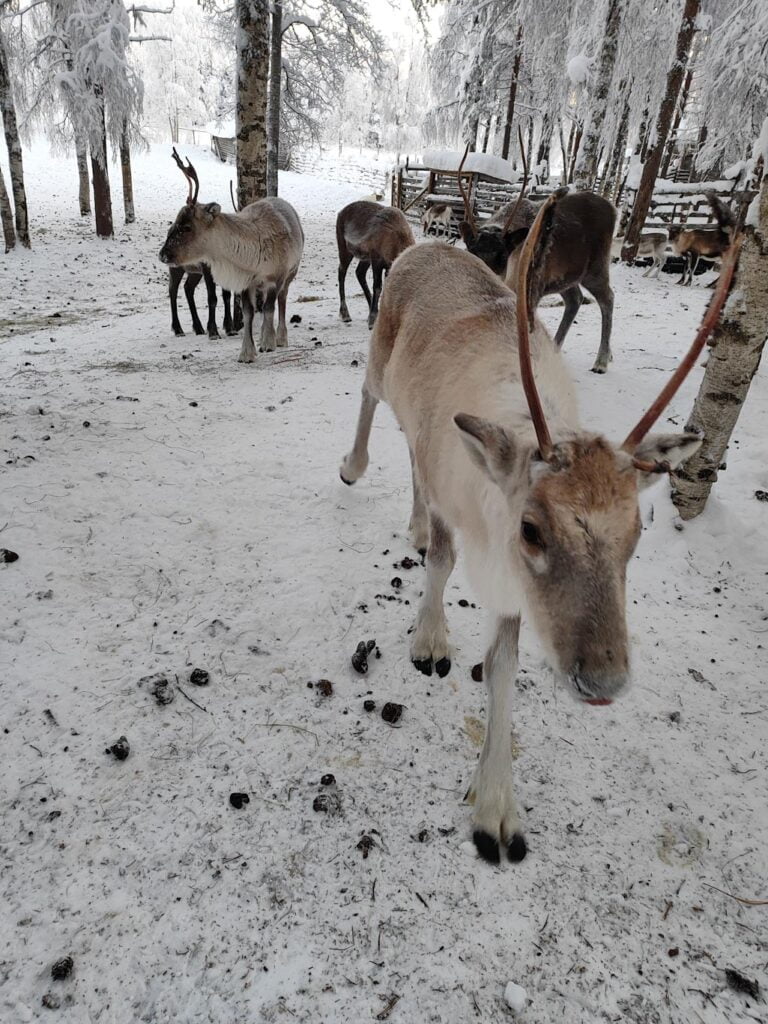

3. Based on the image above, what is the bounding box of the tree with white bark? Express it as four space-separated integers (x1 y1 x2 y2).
0 12 30 248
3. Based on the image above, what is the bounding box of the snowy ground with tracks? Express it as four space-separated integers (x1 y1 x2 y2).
1 143 766 1024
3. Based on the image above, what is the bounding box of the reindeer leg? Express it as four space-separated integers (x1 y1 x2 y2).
234 294 243 332
276 280 290 348
408 448 429 555
368 261 385 330
466 614 527 864
553 285 583 348
355 260 372 311
202 265 220 339
184 271 206 335
338 250 353 323
238 289 257 363
169 267 185 336
585 277 614 374
340 384 377 484
259 285 278 352
410 511 455 678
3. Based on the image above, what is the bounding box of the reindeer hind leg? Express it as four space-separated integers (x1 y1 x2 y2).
410 510 455 678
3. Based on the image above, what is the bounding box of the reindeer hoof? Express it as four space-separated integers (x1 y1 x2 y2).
340 473 354 486
194 326 205 336
434 657 451 678
473 830 501 864
208 331 220 340
412 657 433 677
590 364 608 375
340 312 351 324
507 833 528 862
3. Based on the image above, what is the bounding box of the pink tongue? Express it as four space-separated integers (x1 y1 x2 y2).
585 698 613 707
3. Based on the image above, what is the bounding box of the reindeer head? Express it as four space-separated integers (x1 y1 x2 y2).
158 148 222 267
456 194 740 705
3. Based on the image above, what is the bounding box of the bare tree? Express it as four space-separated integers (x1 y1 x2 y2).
0 160 15 251
236 0 269 207
621 0 699 262
500 24 523 161
574 0 622 190
672 172 768 520
266 0 282 197
0 20 30 247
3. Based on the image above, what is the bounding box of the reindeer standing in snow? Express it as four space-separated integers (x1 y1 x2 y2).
340 192 738 864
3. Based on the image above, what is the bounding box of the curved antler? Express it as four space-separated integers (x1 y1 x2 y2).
515 190 563 461
622 234 742 454
457 143 476 234
501 124 530 233
171 146 200 206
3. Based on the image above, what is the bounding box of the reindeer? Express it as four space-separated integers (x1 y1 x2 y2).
159 149 304 363
340 193 739 865
457 142 616 372
422 201 454 240
669 191 736 286
336 200 415 328
168 263 241 338
610 231 669 278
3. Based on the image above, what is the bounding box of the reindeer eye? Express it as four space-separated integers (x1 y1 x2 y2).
521 520 544 548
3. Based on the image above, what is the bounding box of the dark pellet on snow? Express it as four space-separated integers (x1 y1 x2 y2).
314 340 322 347
105 736 130 761
397 556 418 570
458 599 469 608
381 702 404 725
363 699 376 712
189 401 198 407
139 673 175 706
229 792 250 809
320 773 336 786
351 639 377 675
351 359 359 367
42 993 61 1010
0 549 19 564
290 314 302 324
51 956 73 981
357 834 375 858
471 663 484 682
754 490 768 502
391 577 403 590
312 792 341 814
82 420 90 427
190 668 209 686
315 679 333 697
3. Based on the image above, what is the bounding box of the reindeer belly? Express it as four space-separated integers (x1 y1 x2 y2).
206 259 257 294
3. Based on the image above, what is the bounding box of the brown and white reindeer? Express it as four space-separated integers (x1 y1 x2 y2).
159 149 304 363
340 193 739 865
458 141 617 373
421 201 454 240
669 191 736 286
336 200 415 328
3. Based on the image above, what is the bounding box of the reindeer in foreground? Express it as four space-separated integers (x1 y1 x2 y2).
422 201 454 240
340 193 738 864
159 150 304 362
669 191 736 286
458 144 616 372
168 263 241 338
336 200 415 328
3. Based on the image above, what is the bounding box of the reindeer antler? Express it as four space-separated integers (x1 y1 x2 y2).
171 146 200 206
515 190 565 461
622 234 742 454
501 124 530 233
457 144 477 234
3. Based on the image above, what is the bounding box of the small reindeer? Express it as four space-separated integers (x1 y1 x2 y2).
610 231 668 278
168 263 241 338
340 192 739 864
336 200 415 328
159 149 304 363
669 192 736 286
422 202 454 240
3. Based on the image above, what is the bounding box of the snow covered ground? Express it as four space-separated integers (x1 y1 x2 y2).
1 143 766 1024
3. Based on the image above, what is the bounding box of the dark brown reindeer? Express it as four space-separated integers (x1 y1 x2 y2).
458 144 617 374
167 263 241 338
159 149 304 363
336 200 415 328
669 191 736 286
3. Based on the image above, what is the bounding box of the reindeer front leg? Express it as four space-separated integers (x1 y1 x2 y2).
238 290 257 363
466 614 527 864
410 511 454 678
260 285 278 352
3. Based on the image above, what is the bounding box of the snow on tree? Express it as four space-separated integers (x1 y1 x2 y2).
573 0 622 189
0 16 30 247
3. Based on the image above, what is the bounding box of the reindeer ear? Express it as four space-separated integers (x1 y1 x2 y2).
202 202 221 222
455 413 529 487
459 221 476 246
632 431 702 490
503 227 529 255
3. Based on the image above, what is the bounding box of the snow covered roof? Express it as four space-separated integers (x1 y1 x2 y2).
417 149 522 184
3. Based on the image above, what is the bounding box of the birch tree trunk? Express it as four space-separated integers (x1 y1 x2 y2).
266 0 282 197
0 23 30 247
574 0 622 190
0 161 15 251
120 120 135 224
621 0 700 262
76 130 91 216
500 25 523 162
236 0 270 207
671 179 768 520
90 93 113 239
601 92 629 197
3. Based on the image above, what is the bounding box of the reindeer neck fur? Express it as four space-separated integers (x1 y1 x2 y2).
204 199 303 294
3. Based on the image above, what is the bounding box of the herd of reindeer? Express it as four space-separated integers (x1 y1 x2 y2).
158 149 739 866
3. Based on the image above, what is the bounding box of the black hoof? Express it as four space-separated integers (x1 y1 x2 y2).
194 327 205 336
590 365 607 375
473 830 500 864
339 473 354 486
507 833 528 863
173 329 185 337
412 657 433 677
434 657 451 678
208 331 220 340
417 548 427 559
